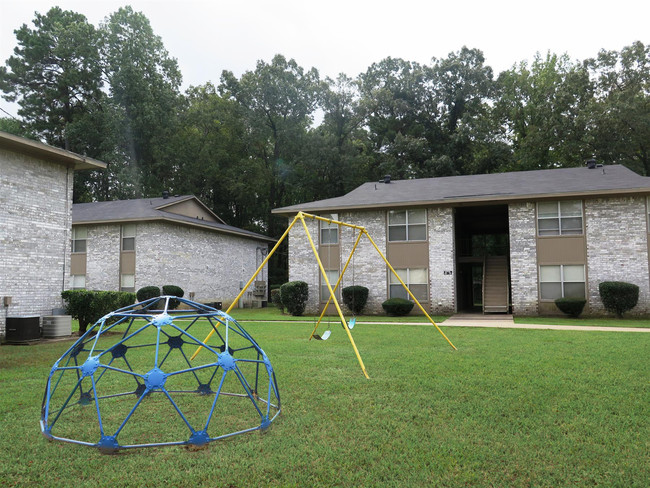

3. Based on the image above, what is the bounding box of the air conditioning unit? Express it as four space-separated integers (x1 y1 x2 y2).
42 315 72 338
5 316 40 343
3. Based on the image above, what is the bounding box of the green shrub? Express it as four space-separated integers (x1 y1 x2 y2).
162 285 184 309
280 281 309 316
382 297 414 316
136 286 161 302
598 281 639 318
62 290 135 335
271 288 284 313
342 286 369 314
554 297 586 318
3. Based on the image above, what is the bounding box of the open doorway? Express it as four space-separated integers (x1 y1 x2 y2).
455 205 510 313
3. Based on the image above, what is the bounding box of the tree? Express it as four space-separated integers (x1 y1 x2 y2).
164 83 266 231
495 52 593 170
0 7 103 150
219 54 321 236
585 42 650 175
101 6 183 197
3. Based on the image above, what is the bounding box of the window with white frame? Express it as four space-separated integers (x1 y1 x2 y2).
120 273 135 293
71 275 86 289
389 268 428 302
72 227 87 253
320 270 340 301
539 265 585 300
121 224 136 251
320 214 338 245
537 201 583 236
388 209 427 241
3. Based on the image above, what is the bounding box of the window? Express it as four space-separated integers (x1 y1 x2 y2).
389 268 428 302
71 275 86 289
121 224 136 251
321 270 340 301
388 209 427 241
537 201 583 236
121 274 135 293
72 227 87 253
539 265 585 300
320 214 338 245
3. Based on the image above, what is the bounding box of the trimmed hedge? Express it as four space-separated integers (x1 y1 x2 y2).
162 285 184 309
554 298 586 318
342 286 369 315
598 281 639 318
382 297 414 316
270 288 284 313
61 289 135 334
280 281 309 316
136 286 161 302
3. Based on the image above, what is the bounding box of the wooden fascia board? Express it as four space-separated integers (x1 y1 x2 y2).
0 131 107 170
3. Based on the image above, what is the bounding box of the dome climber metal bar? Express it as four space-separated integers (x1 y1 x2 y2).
191 211 457 379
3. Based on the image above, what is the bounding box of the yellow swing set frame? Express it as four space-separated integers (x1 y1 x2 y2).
191 211 457 379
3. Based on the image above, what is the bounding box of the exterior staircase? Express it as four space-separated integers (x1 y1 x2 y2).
483 255 509 313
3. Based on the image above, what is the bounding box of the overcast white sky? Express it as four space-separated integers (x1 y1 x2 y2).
1 0 649 118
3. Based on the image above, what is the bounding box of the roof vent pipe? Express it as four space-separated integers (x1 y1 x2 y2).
585 159 597 169
162 190 169 199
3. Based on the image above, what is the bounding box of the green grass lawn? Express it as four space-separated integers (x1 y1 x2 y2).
1 321 648 487
514 316 650 328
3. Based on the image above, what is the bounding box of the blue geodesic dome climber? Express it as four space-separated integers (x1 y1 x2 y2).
40 296 280 452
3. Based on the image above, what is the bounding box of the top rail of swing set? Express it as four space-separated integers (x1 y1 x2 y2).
190 211 457 378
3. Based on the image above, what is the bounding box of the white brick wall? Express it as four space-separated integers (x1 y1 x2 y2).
585 196 650 315
1 149 72 335
428 207 456 314
82 221 268 309
86 225 120 291
508 203 539 315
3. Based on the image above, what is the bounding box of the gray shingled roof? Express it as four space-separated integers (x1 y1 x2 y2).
73 196 275 243
273 165 650 214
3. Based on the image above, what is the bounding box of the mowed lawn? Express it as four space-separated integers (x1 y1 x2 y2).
0 321 647 487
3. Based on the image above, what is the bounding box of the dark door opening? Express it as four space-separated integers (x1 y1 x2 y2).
455 205 510 313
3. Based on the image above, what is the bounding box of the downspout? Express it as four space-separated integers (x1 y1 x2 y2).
61 166 70 304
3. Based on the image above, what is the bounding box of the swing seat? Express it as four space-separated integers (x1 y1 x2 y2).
313 330 331 341
348 318 356 329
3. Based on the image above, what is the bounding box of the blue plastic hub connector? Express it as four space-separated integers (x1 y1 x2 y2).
110 343 128 359
97 435 120 453
144 368 167 390
188 430 210 446
167 335 184 349
152 313 173 327
81 356 100 377
217 352 236 371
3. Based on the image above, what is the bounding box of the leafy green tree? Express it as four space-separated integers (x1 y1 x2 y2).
219 54 321 235
101 6 183 197
293 74 372 202
495 52 593 170
585 41 650 175
164 83 266 231
0 7 104 150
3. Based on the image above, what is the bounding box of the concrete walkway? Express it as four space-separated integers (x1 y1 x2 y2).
437 313 650 333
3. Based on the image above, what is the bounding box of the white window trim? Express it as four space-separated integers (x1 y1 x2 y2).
72 227 87 254
319 213 339 245
537 201 584 237
539 264 586 300
388 209 427 242
389 268 429 302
